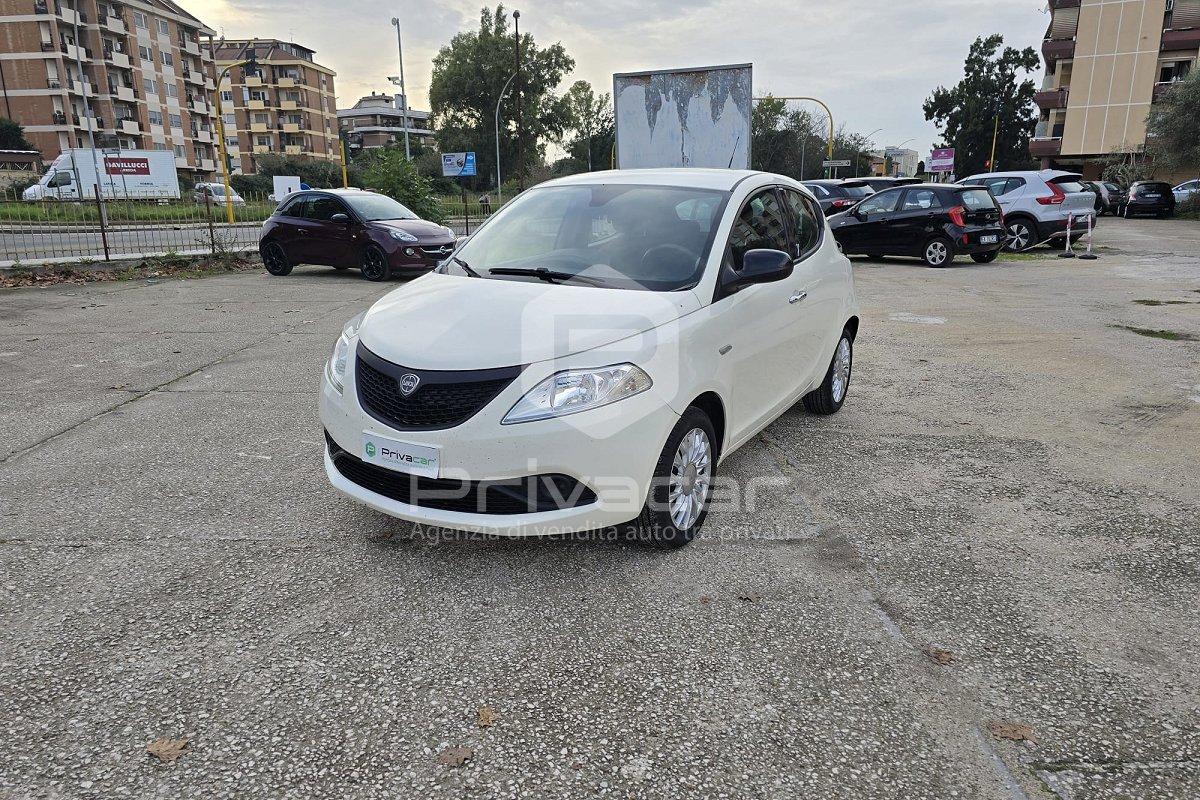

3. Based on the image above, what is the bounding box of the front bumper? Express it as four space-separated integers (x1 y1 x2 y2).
320 354 681 536
384 240 455 274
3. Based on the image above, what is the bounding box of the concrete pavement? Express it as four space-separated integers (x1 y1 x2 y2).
0 217 1197 798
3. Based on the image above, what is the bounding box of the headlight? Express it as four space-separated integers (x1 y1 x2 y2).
327 312 366 393
389 228 418 242
501 364 652 424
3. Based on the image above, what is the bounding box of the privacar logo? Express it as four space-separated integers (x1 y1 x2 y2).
364 441 376 458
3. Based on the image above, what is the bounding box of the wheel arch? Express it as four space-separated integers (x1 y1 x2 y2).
687 391 726 461
844 315 860 340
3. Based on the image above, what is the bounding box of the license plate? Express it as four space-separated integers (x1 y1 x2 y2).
361 431 440 478
1143 193 1160 198
980 234 998 244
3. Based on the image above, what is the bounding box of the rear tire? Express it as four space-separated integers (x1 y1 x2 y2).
922 237 954 267
1004 218 1036 252
360 245 391 282
971 250 1000 263
632 407 717 549
261 241 293 276
803 330 853 415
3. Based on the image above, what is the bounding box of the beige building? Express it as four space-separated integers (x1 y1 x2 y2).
213 39 339 174
338 92 433 153
1033 0 1199 179
0 0 219 175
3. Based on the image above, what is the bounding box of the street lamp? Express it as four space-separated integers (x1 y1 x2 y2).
859 128 883 177
494 71 517 206
389 17 411 160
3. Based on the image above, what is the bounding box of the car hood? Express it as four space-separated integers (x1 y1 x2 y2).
368 218 455 241
358 274 700 370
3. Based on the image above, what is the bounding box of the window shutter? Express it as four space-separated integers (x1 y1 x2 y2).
1050 7 1079 39
1172 0 1200 29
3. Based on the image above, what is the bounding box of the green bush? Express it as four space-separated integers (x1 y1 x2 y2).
358 148 443 222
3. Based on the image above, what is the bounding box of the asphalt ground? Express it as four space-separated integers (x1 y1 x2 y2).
1 216 1197 799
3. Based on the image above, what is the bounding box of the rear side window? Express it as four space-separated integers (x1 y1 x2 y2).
1104 183 1122 192
728 189 789 268
980 177 1016 196
803 183 830 198
280 196 308 217
842 185 873 199
1048 177 1086 193
900 188 942 210
960 189 998 210
783 189 822 258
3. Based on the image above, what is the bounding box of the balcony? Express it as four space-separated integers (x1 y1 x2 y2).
51 110 68 125
74 116 100 132
247 99 266 111
1161 28 1200 50
1034 87 1069 109
282 122 300 133
120 117 140 134
195 127 213 143
175 156 190 168
103 48 131 69
1042 38 1075 62
56 5 81 26
279 99 297 111
284 144 302 155
115 84 135 102
99 13 125 34
1049 0 1080 7
1153 80 1188 101
185 69 204 85
252 144 272 154
1029 120 1064 157
60 41 89 62
180 39 201 56
199 158 215 172
66 78 94 97
250 122 269 133
191 98 209 114
205 75 215 90
245 75 263 87
277 76 296 88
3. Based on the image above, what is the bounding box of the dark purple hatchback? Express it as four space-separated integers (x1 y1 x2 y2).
259 189 456 281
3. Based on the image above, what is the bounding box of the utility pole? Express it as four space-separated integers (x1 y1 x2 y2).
389 17 411 160
513 10 523 192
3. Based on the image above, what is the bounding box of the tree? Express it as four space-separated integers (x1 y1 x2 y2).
752 97 876 179
923 35 1040 176
562 80 614 172
0 117 33 150
358 148 443 222
429 5 575 190
230 153 360 196
1145 70 1200 180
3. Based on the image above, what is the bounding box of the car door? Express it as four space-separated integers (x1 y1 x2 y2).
271 195 310 259
715 187 812 442
782 188 842 386
989 177 1026 215
886 187 944 255
299 194 356 266
847 188 903 252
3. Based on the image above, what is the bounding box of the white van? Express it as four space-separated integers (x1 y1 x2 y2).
22 149 181 201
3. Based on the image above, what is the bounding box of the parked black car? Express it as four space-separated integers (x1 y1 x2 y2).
1082 180 1126 215
853 177 922 192
1123 181 1176 218
801 180 875 216
829 183 1006 267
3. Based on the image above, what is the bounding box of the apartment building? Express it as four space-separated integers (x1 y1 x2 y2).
213 39 338 174
0 0 219 176
1032 0 1199 179
338 92 433 152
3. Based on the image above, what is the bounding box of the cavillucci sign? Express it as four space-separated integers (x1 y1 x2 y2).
103 156 151 176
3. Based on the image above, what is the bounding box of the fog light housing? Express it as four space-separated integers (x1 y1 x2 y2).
404 247 416 257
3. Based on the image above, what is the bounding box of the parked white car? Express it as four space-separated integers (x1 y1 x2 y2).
959 170 1096 251
193 182 245 205
1174 180 1200 205
320 169 860 547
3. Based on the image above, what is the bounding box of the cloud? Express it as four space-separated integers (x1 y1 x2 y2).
187 0 1050 158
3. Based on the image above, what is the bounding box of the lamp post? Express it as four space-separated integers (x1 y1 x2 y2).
494 71 517 206
513 10 522 192
753 96 834 176
389 17 411 160
860 128 883 177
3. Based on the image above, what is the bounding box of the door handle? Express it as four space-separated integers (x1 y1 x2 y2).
789 291 807 304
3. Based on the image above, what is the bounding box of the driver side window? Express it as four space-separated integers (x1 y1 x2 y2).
727 190 789 269
857 190 900 215
307 197 348 221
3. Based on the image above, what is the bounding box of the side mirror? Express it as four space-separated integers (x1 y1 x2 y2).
330 213 350 224
725 248 793 292
852 208 866 220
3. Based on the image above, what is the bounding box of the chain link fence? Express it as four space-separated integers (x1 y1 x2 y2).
0 187 272 266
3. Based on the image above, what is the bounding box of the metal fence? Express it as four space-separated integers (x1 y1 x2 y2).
0 187 272 266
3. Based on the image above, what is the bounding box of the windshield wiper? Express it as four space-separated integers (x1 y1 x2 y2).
487 267 606 286
450 256 481 278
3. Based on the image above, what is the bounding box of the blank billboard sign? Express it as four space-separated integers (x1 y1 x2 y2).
613 63 752 170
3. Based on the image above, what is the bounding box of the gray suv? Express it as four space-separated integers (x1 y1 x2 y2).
958 170 1097 252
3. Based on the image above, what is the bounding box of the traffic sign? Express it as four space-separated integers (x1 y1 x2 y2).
822 159 851 168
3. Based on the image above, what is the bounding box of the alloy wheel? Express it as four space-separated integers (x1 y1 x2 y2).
669 428 711 530
362 248 386 281
1006 222 1031 251
263 243 289 275
925 240 949 266
831 337 852 403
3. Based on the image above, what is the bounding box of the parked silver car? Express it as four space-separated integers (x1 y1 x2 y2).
959 170 1096 251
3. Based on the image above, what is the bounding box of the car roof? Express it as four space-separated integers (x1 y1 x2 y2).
963 169 1082 181
544 168 764 192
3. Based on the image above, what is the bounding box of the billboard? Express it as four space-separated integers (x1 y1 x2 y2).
441 152 477 177
613 63 752 170
103 156 150 175
928 147 955 172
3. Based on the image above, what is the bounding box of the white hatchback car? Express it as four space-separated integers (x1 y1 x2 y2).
321 169 860 547
958 170 1096 251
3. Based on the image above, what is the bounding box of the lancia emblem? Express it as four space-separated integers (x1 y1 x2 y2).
398 373 421 396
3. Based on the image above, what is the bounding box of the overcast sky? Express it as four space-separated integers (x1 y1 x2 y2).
190 0 1050 158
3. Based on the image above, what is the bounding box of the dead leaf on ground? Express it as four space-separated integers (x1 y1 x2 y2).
476 706 497 727
698 596 711 604
736 591 761 602
986 721 1036 743
146 736 189 763
925 646 955 665
437 745 473 767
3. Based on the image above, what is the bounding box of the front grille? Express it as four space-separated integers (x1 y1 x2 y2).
355 343 521 431
420 244 454 260
326 431 596 515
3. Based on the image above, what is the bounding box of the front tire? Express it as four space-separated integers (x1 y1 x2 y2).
632 408 717 549
261 241 293 276
922 237 954 267
360 245 391 282
803 331 852 415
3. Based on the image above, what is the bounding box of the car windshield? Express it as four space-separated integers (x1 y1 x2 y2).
205 184 226 196
960 189 998 210
343 193 418 221
446 184 728 291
